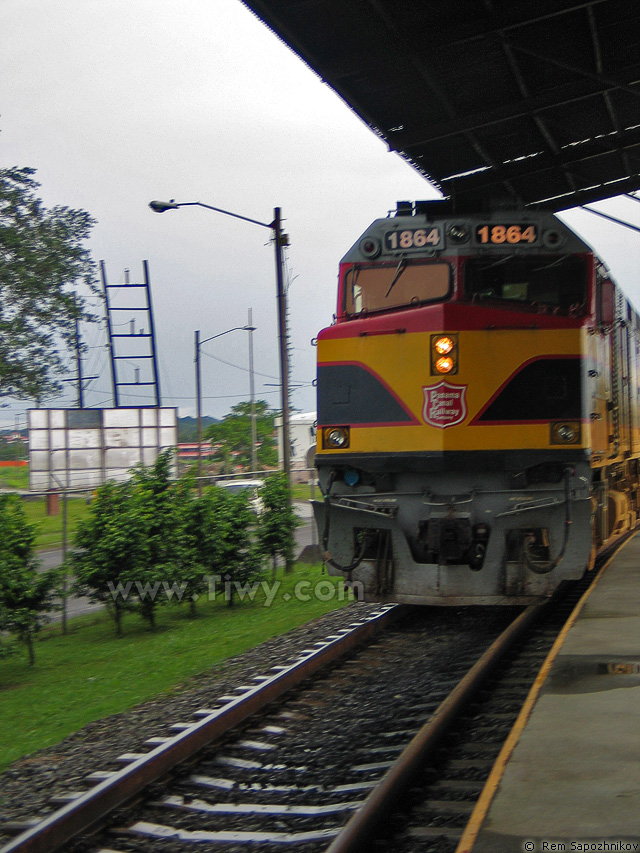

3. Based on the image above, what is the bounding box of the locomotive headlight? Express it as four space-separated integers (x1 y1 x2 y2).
435 356 454 374
558 424 575 442
323 426 350 449
359 236 381 258
434 336 454 355
447 223 470 244
431 333 458 375
550 421 580 445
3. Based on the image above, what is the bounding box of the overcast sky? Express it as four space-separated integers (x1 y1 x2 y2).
2 0 640 429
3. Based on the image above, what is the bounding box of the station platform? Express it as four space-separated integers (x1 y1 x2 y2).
461 533 640 853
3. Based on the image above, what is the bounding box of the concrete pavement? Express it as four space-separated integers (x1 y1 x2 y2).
466 534 640 852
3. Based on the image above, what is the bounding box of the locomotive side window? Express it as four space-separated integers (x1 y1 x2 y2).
465 256 587 314
344 261 450 316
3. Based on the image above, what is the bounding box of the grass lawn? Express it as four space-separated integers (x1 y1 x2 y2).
291 482 318 502
0 464 91 549
0 464 29 490
0 564 354 772
23 497 91 550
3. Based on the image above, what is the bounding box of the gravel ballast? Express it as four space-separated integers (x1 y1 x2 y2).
0 601 383 842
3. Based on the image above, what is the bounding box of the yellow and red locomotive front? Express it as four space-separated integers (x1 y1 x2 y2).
314 200 601 604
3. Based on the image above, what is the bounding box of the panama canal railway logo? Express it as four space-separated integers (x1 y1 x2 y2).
422 381 468 428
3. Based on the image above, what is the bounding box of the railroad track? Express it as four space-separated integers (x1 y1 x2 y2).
1 560 608 853
328 559 614 853
1 606 399 853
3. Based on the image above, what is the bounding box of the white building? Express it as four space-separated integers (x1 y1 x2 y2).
276 411 316 480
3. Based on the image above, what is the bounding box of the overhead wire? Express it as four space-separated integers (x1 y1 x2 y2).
200 348 280 381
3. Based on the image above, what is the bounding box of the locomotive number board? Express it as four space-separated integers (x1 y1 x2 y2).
384 227 443 251
475 223 538 245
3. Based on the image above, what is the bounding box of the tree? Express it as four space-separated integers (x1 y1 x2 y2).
128 450 184 628
182 485 263 608
0 166 96 400
179 485 226 616
0 494 57 664
72 479 146 636
209 488 263 607
0 438 27 461
206 400 278 470
257 473 299 576
74 451 186 632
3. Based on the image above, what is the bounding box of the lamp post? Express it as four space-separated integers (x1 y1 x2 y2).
195 323 255 496
149 199 291 487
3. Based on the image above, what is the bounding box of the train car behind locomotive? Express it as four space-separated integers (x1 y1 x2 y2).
313 199 640 605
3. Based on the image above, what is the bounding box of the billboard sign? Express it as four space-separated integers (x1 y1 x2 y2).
28 407 178 491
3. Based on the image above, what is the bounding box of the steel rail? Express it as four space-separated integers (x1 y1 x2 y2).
1 606 398 853
325 602 544 853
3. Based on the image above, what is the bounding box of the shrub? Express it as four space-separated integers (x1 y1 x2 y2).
72 479 146 636
257 473 300 575
0 495 57 664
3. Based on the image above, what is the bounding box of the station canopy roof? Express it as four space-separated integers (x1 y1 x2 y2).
241 0 640 211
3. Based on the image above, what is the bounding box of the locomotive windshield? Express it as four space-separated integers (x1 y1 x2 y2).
344 261 450 316
464 255 588 314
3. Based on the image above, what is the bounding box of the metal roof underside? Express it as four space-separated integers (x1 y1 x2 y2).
241 0 640 211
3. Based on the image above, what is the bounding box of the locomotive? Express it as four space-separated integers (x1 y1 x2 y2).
313 199 640 604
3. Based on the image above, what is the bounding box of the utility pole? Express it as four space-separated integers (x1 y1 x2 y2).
101 260 119 407
273 207 291 485
195 329 203 496
248 307 258 473
74 312 84 409
50 472 68 635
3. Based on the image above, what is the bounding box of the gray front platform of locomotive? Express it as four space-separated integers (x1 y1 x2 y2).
471 533 640 852
314 466 593 604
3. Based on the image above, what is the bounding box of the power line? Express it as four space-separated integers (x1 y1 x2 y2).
200 348 280 381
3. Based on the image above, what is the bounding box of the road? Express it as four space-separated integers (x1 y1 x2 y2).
39 502 320 624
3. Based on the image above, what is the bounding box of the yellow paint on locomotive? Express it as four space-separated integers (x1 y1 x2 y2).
317 327 589 454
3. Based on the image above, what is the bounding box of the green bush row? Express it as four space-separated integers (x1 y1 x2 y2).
0 453 299 663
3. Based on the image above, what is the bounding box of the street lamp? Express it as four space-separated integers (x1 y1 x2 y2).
195 322 255 495
149 199 291 487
